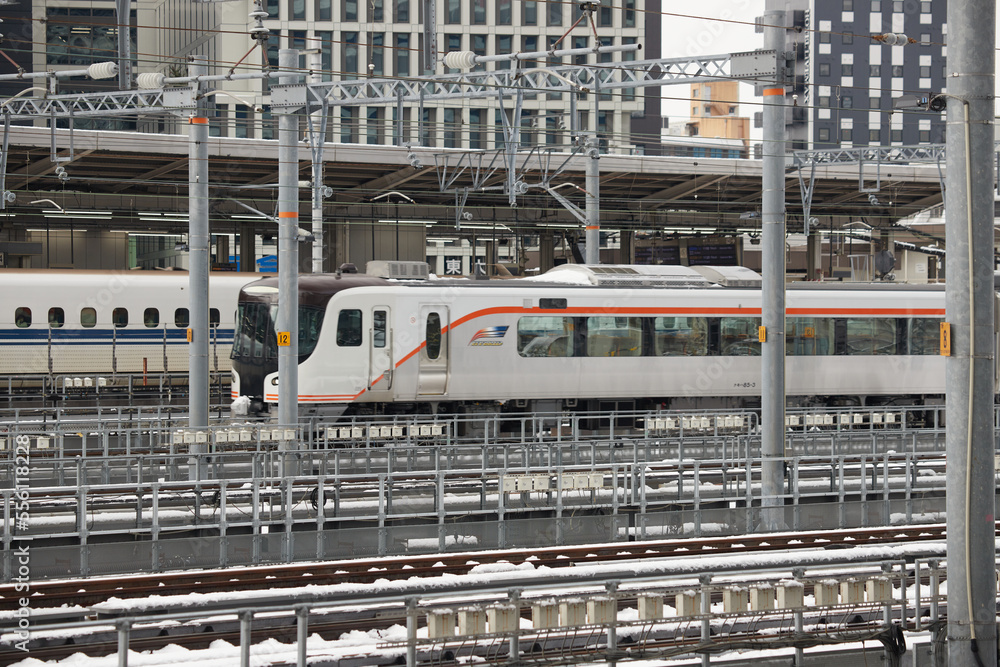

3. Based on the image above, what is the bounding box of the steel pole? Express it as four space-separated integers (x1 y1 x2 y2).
277 49 300 428
585 139 600 264
114 0 132 90
187 56 210 440
945 0 997 663
309 50 325 274
759 5 786 532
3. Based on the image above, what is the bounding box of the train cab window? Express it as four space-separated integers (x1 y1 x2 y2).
518 316 574 357
174 308 189 328
653 317 708 356
373 310 387 348
48 307 64 329
586 316 641 357
14 307 30 328
210 308 220 328
299 306 324 357
336 309 362 347
112 308 128 328
720 317 761 356
143 308 159 328
539 298 567 310
425 312 442 360
80 308 96 328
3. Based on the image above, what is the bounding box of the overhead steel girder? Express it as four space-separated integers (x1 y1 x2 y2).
0 51 764 117
792 144 947 167
0 89 177 119
271 53 747 109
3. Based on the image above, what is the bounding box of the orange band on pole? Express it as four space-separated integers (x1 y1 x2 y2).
189 117 209 124
762 88 785 96
278 211 298 218
585 225 600 230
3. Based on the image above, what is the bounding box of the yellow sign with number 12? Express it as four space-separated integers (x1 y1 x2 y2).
277 331 291 347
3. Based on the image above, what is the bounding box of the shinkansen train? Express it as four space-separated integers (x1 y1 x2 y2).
231 263 961 419
0 270 259 384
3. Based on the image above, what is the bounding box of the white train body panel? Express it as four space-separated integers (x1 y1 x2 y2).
238 275 951 413
0 270 256 379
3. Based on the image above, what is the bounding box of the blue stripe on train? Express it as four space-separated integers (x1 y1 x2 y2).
0 328 235 343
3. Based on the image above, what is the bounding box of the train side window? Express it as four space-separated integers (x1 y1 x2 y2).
539 298 567 309
425 312 442 359
719 317 761 356
144 308 159 328
845 318 896 355
518 316 574 357
373 310 387 348
48 307 64 328
80 307 96 328
908 318 941 355
336 309 362 346
653 317 708 356
175 308 189 328
586 316 642 357
112 308 128 328
14 307 30 328
786 317 833 355
210 308 220 328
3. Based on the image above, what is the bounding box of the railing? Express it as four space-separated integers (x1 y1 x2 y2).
13 555 956 667
0 448 961 581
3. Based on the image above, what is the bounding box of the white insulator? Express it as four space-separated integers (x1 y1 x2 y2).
443 50 477 70
137 72 166 89
883 32 908 45
87 61 118 80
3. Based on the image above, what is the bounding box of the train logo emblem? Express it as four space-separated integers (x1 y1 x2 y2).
469 326 508 347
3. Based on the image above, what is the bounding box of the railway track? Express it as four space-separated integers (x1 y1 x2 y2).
1 523 951 612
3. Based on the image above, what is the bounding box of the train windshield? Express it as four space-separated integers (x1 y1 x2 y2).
231 303 326 360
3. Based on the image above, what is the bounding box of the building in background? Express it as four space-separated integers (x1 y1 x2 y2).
132 0 662 154
782 0 947 150
661 81 750 158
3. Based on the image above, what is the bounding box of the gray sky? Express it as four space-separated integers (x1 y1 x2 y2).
659 1 763 130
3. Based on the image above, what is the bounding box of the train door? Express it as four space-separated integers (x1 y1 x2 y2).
417 305 448 395
368 306 393 391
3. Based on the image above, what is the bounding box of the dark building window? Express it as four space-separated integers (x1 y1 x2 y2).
842 32 853 44
840 128 852 142
870 65 881 77
819 63 830 76
842 64 853 76
843 0 853 9
445 0 460 23
842 96 853 108
891 129 903 142
818 128 831 142
869 129 880 142
891 65 904 77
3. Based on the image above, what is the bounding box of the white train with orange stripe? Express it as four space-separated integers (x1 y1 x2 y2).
230 263 957 419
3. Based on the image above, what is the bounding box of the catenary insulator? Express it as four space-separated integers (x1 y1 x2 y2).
136 72 166 89
443 51 477 70
87 62 118 80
